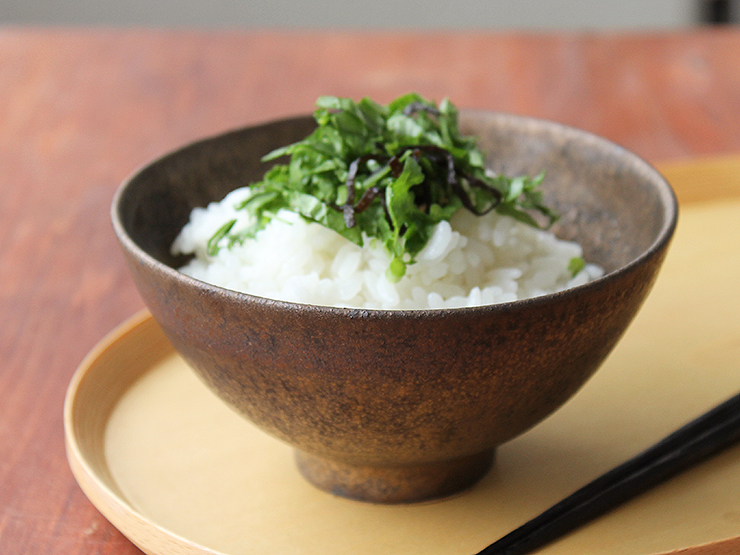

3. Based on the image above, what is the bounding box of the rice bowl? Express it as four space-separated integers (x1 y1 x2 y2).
111 109 678 503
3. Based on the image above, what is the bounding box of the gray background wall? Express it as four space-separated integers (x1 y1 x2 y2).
0 0 726 29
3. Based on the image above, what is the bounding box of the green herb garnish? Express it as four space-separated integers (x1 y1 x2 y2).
211 93 558 277
568 256 586 277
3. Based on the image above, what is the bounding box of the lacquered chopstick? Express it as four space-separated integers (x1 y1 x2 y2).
475 390 740 555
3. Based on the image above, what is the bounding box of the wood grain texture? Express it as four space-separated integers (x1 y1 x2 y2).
1 27 740 555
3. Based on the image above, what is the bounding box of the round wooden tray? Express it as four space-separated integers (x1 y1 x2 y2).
64 199 740 554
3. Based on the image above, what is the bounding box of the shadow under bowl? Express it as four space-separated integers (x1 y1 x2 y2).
112 111 678 503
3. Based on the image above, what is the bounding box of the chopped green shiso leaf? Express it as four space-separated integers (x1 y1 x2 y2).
209 93 559 278
568 256 586 277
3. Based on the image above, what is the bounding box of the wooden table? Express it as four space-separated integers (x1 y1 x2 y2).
2 28 740 555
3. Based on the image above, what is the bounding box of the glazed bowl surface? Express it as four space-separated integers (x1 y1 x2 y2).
112 111 677 503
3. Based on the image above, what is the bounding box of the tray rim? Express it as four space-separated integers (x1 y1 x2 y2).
64 309 224 555
64 309 740 555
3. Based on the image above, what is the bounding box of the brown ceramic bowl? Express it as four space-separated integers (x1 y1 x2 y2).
112 111 677 503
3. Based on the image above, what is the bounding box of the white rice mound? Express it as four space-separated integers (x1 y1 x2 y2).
171 187 604 310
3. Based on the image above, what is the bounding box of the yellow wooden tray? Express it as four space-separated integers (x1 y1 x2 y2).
65 158 740 555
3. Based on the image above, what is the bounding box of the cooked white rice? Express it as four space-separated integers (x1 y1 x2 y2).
171 187 603 309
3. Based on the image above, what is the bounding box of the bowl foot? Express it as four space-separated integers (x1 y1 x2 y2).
294 449 495 504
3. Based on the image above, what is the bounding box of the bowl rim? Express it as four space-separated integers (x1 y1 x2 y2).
111 111 679 319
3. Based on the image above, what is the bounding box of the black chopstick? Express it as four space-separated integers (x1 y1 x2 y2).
475 389 740 555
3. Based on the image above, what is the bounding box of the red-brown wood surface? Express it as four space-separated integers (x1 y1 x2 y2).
1 27 740 555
